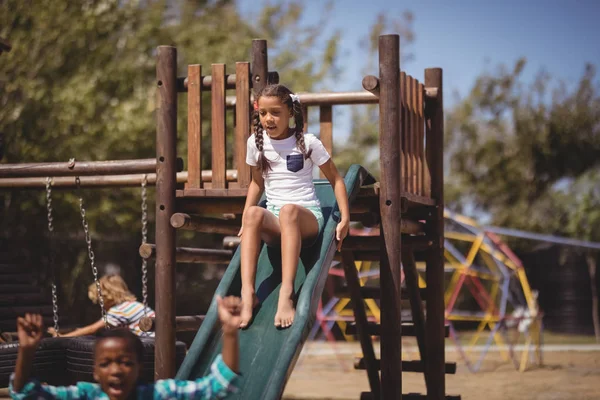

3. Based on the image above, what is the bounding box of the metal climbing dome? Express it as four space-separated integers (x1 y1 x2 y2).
313 209 543 372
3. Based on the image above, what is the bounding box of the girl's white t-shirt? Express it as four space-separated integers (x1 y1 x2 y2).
246 132 331 208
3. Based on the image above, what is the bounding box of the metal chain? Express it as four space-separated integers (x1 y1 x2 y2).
45 177 60 333
76 177 108 328
140 175 149 316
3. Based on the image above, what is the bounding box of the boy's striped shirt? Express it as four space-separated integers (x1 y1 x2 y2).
9 355 239 399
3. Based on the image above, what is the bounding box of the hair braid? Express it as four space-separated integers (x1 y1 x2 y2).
253 111 270 171
291 102 311 159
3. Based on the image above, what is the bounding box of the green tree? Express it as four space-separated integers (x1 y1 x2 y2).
0 0 342 321
334 11 415 177
445 59 600 245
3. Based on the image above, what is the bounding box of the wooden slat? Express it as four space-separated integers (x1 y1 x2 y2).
319 105 333 178
409 75 417 194
343 235 432 252
346 322 450 337
235 62 251 188
211 64 227 189
420 82 431 197
186 64 202 189
354 358 457 374
334 286 426 301
400 72 409 193
412 77 421 196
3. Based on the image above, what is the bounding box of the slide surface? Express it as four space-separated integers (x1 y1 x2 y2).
176 164 373 399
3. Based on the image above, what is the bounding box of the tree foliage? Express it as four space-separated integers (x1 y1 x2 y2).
0 0 342 320
445 59 600 244
334 11 415 177
0 0 341 235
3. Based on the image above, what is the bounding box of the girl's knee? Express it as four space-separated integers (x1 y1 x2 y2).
243 206 265 227
279 204 300 223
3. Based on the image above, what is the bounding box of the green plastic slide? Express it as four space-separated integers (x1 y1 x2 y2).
175 164 374 399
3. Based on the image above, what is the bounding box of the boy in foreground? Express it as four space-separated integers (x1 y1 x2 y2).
10 296 241 400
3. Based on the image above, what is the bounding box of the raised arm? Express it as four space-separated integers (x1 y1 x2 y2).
49 319 105 338
12 314 43 392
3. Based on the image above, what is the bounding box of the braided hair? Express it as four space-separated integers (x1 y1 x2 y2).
252 84 311 171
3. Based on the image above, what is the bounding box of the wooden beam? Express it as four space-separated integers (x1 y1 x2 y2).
154 45 178 379
425 67 446 400
140 243 232 264
377 34 403 400
170 213 240 235
139 315 205 332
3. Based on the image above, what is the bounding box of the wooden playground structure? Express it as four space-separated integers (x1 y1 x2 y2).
0 34 456 399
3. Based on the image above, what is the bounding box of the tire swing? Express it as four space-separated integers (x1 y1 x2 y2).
64 176 186 384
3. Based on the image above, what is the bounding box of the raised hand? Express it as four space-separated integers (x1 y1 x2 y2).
335 219 350 252
216 296 242 334
17 314 44 350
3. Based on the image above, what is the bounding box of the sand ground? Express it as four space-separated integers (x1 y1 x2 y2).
283 341 600 400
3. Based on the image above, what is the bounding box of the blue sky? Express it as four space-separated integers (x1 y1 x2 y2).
238 0 600 140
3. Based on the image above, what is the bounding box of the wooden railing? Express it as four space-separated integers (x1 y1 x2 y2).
180 67 434 200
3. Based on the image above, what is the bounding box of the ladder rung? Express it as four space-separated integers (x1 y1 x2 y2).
354 357 457 374
346 322 449 338
335 285 426 300
361 392 461 400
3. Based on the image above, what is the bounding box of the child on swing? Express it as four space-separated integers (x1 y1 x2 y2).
10 296 241 400
239 84 350 329
48 274 156 338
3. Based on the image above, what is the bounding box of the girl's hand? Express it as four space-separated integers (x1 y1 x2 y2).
17 314 44 350
237 226 243 238
336 219 350 251
216 296 242 334
47 327 60 337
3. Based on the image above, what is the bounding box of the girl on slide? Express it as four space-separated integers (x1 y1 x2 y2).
239 84 350 329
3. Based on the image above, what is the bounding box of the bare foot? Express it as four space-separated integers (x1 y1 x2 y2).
239 290 258 329
274 287 295 328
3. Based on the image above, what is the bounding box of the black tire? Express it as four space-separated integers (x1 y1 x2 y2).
0 337 69 387
66 336 187 383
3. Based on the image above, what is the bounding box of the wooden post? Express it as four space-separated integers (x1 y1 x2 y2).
211 64 227 189
319 105 333 178
377 34 403 400
186 64 202 189
235 62 251 188
251 39 268 95
424 67 445 400
155 45 178 380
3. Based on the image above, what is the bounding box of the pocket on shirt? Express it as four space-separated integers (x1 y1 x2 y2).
286 154 304 173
